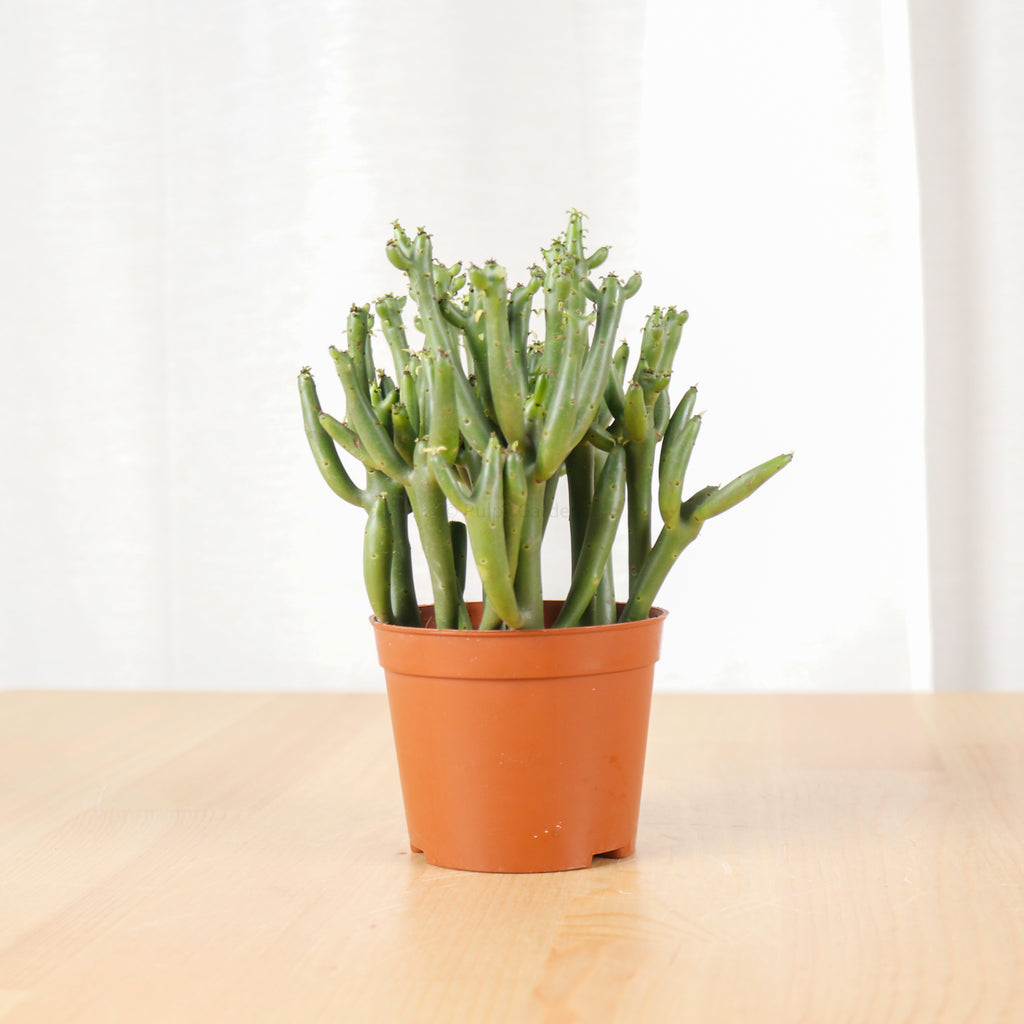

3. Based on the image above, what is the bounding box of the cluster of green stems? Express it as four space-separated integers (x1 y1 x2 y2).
299 213 790 630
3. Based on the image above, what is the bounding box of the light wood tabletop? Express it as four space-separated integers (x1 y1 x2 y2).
1 691 1022 1022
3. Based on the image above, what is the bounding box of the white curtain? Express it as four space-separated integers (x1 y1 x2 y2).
909 0 1024 692
1 1 1017 691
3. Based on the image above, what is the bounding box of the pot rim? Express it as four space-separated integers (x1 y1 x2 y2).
370 601 668 638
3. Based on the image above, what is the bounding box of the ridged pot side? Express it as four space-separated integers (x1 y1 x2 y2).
373 603 666 873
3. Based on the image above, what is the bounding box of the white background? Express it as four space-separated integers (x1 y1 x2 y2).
2 0 1020 691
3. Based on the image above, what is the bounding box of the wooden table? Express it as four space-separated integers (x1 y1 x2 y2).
1 692 1022 1022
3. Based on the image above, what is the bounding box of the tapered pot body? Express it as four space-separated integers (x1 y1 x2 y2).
372 602 666 873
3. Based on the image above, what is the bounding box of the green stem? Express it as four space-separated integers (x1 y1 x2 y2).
297 370 365 507
374 295 410 377
591 560 616 625
626 422 656 586
565 444 594 574
554 446 626 628
534 310 587 480
503 447 528 580
347 305 376 386
620 452 792 621
405 232 456 359
407 450 463 629
566 445 594 624
330 347 409 484
450 520 468 599
514 477 548 629
431 440 522 629
619 512 704 623
658 413 702 529
472 264 527 447
363 492 394 623
588 447 616 624
388 487 420 627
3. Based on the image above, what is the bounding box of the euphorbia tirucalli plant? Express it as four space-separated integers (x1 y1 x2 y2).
299 212 790 631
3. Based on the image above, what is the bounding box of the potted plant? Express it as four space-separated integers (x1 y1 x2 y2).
298 212 790 872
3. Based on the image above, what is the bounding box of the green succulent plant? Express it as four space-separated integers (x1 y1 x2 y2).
299 212 790 630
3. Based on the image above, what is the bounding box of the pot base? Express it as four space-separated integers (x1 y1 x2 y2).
408 838 636 874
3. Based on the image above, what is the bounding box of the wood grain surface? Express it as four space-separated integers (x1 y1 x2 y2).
1 691 1022 1022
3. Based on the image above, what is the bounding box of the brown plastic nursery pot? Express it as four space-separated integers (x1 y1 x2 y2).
372 601 667 873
